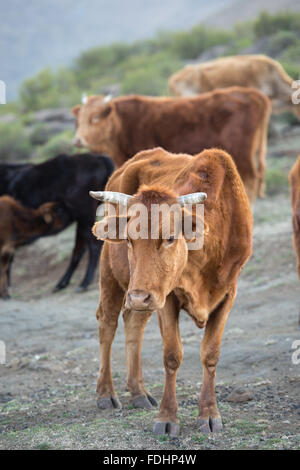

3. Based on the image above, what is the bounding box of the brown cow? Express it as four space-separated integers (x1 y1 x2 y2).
72 88 271 204
90 147 253 436
168 54 300 118
0 196 66 299
289 156 300 279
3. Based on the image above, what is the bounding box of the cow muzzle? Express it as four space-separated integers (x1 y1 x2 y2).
126 290 155 311
73 136 86 148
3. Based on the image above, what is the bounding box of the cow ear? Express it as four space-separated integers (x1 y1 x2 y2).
72 105 81 117
92 215 128 243
181 208 208 245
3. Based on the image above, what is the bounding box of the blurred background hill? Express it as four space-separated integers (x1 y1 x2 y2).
2 0 234 100
1 0 299 101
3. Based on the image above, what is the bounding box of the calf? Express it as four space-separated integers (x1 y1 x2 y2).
0 153 114 292
90 147 253 436
289 156 300 278
0 196 68 299
72 89 270 204
168 54 300 118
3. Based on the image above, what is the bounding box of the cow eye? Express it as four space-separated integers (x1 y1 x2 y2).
165 236 175 246
91 115 100 124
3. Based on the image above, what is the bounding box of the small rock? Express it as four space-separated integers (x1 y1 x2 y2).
226 387 254 403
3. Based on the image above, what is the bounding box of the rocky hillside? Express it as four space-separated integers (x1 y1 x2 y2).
1 0 234 100
2 0 299 100
206 0 300 29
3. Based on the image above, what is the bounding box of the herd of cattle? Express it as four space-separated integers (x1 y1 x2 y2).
1 54 300 437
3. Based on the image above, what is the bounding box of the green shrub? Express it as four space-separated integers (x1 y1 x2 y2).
254 11 300 38
19 68 81 112
29 124 52 145
169 26 232 59
122 52 181 95
280 45 300 68
0 122 31 162
73 43 135 88
36 131 76 161
266 31 300 57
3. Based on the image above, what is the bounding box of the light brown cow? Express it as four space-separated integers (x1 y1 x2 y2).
0 196 65 299
90 147 253 436
72 89 270 204
289 156 300 279
169 54 300 118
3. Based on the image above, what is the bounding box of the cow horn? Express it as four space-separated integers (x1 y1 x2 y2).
81 92 88 104
178 192 207 205
103 94 112 104
89 191 132 205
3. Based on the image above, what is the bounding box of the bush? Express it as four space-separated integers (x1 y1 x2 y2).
280 45 300 68
36 131 76 161
266 31 299 57
29 124 52 145
121 52 181 95
254 11 300 38
169 26 232 59
0 122 31 162
19 68 81 112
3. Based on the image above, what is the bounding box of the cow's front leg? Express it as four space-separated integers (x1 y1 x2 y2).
153 293 182 437
96 264 124 410
123 309 157 409
198 287 236 433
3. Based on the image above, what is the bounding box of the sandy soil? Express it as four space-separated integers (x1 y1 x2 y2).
0 131 300 450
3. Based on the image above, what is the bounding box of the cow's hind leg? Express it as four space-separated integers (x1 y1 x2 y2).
0 248 14 300
54 225 86 292
197 288 236 433
123 309 157 409
96 266 124 410
153 293 182 437
77 235 102 292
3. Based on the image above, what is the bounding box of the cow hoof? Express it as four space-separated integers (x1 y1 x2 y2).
130 394 157 410
52 284 67 293
1 294 10 301
197 417 223 433
97 396 122 410
75 285 88 293
153 421 180 438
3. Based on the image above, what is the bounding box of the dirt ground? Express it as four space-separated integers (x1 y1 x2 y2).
0 130 300 450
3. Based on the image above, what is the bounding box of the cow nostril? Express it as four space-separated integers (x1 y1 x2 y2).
127 291 152 309
73 138 83 147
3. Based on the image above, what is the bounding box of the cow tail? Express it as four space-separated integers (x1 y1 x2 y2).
256 98 271 198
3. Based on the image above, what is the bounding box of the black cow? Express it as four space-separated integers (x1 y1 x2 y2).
0 153 114 292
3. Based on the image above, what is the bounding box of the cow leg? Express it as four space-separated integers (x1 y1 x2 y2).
96 272 124 410
0 249 14 300
54 225 86 291
123 309 157 409
77 235 102 292
197 288 236 433
153 294 182 437
7 254 14 287
244 176 258 206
